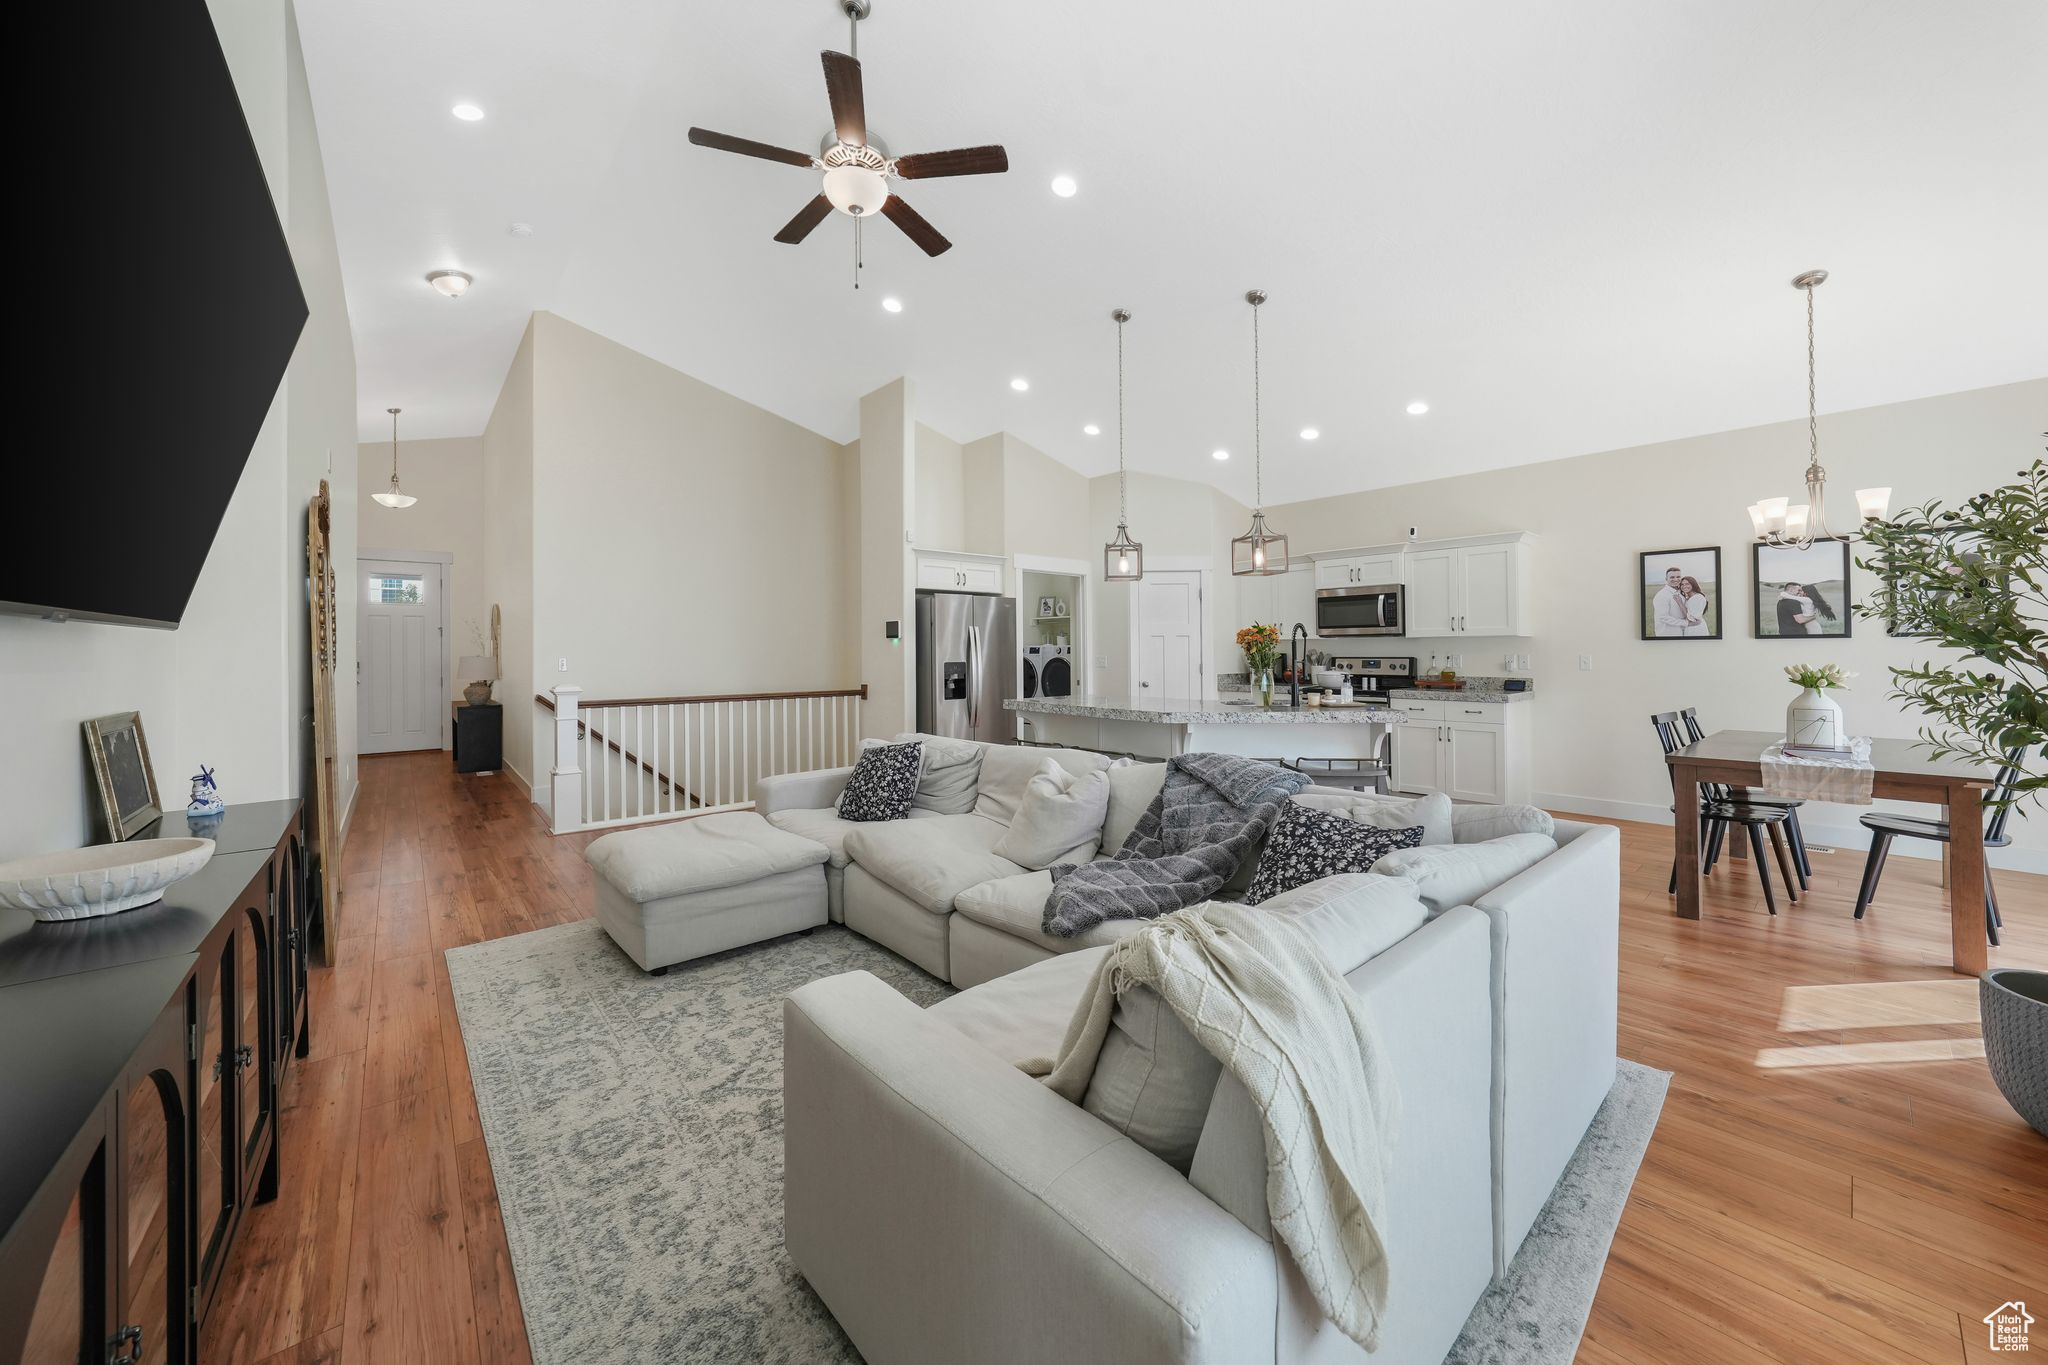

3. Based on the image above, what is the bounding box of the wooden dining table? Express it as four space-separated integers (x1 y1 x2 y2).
1667 729 1995 975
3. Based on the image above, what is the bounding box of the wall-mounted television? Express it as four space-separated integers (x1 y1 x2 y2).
3 0 308 628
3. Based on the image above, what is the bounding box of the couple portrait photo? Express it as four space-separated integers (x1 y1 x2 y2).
1639 547 1720 640
1753 540 1853 638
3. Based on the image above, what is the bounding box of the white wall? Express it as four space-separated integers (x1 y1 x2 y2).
358 436 489 705
913 423 965 552
859 380 917 737
0 2 356 858
1262 377 2046 868
1087 470 1249 697
483 322 536 786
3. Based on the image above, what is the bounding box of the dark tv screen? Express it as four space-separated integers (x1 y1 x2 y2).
4 0 308 627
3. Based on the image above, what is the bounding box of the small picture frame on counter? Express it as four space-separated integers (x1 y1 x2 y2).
83 710 162 840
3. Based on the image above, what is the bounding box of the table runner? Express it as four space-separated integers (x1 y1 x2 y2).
1760 736 1875 804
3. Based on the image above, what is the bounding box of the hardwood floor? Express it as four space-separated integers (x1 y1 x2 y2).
203 750 2047 1364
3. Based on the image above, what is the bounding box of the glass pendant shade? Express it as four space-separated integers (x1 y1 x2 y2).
1855 487 1892 522
375 406 416 509
1102 307 1145 581
372 487 417 509
1231 511 1288 577
1105 523 1143 581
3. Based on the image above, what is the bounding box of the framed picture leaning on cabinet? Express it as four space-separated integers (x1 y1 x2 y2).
1753 539 1853 639
83 710 162 839
1639 547 1721 640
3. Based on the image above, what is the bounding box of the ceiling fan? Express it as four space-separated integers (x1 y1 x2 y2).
687 0 1008 267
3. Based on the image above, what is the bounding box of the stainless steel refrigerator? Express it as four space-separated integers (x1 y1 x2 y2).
916 592 1017 742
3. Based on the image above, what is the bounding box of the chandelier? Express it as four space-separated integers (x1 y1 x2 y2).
1230 289 1288 576
1103 307 1143 581
1747 270 1888 547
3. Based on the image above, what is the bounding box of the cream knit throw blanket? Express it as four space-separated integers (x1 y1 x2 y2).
1027 901 1400 1351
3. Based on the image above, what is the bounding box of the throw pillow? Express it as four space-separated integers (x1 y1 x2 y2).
835 740 922 822
1450 802 1556 844
992 759 1111 870
893 731 983 815
1296 789 1454 847
1101 760 1169 856
973 746 1116 823
1372 832 1558 914
1242 800 1424 906
1253 872 1429 974
1081 982 1223 1174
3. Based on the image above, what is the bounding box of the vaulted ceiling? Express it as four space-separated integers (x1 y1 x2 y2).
299 0 2047 503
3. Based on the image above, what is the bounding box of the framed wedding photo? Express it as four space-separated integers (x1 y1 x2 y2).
1753 540 1853 639
1639 547 1722 640
83 710 162 840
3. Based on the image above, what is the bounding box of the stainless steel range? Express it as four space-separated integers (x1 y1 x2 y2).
1329 655 1416 699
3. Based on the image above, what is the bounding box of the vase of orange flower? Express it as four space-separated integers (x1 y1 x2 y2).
1237 622 1283 707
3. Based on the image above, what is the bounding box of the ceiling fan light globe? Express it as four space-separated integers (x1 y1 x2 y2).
823 164 889 217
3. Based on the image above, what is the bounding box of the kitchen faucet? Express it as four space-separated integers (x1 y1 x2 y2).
1290 623 1308 708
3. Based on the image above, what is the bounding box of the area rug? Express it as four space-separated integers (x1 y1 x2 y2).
447 921 1667 1365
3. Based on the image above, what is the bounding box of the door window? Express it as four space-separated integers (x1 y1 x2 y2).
367 574 425 604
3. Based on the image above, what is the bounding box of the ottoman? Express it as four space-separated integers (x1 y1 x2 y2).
585 811 830 973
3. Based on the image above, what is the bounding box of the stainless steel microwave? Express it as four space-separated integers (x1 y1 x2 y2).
1315 583 1404 636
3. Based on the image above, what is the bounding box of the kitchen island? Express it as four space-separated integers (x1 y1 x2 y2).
1007 694 1403 761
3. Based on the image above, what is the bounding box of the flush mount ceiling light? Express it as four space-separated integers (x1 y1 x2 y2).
1010 377 1030 392
881 295 903 313
1211 449 1230 461
1050 174 1077 198
1083 423 1100 436
1230 289 1288 577
1299 427 1320 441
1406 400 1429 416
372 408 417 509
427 269 473 298
1747 270 1891 547
508 222 535 237
451 103 485 121
1103 308 1144 581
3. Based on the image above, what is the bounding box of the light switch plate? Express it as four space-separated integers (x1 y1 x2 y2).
558 657 569 672
1578 654 1593 671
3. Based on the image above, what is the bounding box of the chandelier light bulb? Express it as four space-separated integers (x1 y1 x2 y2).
1855 487 1892 522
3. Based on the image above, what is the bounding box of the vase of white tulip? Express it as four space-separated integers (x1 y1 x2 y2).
1783 662 1851 747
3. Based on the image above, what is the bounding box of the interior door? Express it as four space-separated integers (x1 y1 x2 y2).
1135 572 1201 698
1405 549 1457 637
1458 544 1516 636
358 559 443 753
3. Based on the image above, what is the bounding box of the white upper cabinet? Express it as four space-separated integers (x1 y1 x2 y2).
1314 553 1402 590
1404 548 1458 636
914 551 1005 594
1402 536 1530 638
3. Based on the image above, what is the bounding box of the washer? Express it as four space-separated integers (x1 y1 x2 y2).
1021 645 1073 699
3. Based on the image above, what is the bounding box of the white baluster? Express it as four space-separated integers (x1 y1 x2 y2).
551 685 584 833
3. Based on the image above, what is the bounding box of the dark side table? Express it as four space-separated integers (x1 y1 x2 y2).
454 701 503 774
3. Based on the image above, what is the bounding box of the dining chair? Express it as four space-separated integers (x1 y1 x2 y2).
1654 711 1802 914
1852 746 2028 946
1678 707 1810 888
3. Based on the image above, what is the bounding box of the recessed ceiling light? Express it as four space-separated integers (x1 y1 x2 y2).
881 296 903 313
1299 427 1320 440
508 222 534 237
1050 174 1078 198
1212 448 1230 461
1406 400 1429 416
426 269 473 298
451 103 485 121
1083 423 1101 436
1010 378 1030 392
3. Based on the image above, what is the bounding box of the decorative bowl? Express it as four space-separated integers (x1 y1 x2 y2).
0 837 215 921
1980 968 2047 1136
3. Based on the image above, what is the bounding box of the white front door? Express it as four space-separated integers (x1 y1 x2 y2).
359 559 443 754
1134 571 1202 698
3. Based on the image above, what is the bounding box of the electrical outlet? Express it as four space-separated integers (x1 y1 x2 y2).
558 657 569 672
1503 653 1517 672
1447 653 1463 671
1578 654 1593 671
1095 655 1108 668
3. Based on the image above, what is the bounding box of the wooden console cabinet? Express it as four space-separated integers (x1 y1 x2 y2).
0 802 309 1365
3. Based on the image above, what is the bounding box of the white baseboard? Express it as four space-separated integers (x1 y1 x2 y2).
1538 790 2048 876
337 778 362 849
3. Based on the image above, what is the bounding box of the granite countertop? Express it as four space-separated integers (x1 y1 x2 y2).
1006 695 1404 725
1386 686 1534 703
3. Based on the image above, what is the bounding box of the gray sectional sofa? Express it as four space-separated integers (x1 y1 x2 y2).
754 736 1623 1364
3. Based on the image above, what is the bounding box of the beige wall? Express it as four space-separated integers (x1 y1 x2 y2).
1262 376 2046 868
0 2 357 858
913 423 965 551
483 321 536 786
859 380 917 737
358 436 489 708
1087 471 1250 697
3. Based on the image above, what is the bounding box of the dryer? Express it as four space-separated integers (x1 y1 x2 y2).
1021 644 1073 699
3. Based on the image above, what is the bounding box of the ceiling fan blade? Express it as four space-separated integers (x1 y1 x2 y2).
893 145 1010 179
773 194 836 245
688 127 814 168
880 194 951 256
821 51 866 145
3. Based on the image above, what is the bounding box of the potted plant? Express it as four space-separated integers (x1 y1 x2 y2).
1237 622 1283 707
1782 662 1852 747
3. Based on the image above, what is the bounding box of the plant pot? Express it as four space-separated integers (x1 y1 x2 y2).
1980 969 2048 1136
1785 686 1844 747
464 680 494 706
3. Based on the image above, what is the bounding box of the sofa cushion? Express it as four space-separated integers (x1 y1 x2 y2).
927 945 1109 1064
1102 761 1168 857
1373 832 1559 915
584 811 828 901
1255 873 1429 973
842 814 1025 915
973 745 1119 824
763 807 861 869
1297 789 1454 847
1450 802 1556 844
1243 801 1423 906
837 741 922 822
993 759 1111 870
893 732 984 815
952 869 1151 954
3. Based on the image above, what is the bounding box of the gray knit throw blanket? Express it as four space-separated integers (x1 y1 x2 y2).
1041 753 1309 939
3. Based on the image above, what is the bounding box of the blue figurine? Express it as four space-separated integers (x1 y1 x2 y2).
188 765 226 819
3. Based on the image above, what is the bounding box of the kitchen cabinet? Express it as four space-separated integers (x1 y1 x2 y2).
914 550 1005 594
1403 536 1531 638
1238 563 1317 639
1388 697 1532 804
1314 553 1402 589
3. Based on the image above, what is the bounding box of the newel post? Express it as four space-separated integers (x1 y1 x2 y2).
551 685 583 834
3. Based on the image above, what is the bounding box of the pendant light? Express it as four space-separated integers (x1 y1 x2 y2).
372 407 417 509
1230 289 1287 576
1103 307 1144 581
1746 270 1889 547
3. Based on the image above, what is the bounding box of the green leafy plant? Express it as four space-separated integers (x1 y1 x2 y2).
1855 454 2045 805
1784 662 1851 690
